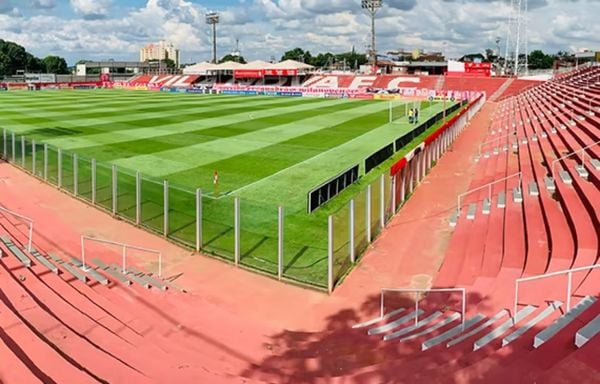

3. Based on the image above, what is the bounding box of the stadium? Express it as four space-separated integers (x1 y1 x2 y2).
0 0 598 383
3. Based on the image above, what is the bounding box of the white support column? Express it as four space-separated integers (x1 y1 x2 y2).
91 159 96 204
327 215 334 294
73 153 78 196
135 171 141 225
408 158 415 193
278 205 284 279
349 199 355 263
366 184 372 243
234 197 240 265
163 180 169 237
196 189 202 252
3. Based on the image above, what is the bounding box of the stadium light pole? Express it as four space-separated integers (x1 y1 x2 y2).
362 0 382 74
206 12 220 64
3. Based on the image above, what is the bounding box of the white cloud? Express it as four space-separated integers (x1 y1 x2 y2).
0 0 598 64
70 0 111 19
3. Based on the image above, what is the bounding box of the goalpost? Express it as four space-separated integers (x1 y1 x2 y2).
389 100 422 124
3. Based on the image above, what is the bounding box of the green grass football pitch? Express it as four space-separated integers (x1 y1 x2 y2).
0 89 453 288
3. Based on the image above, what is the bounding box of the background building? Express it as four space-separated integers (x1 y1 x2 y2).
140 41 180 67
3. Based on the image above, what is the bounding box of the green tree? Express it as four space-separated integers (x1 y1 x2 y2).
219 54 247 64
41 55 69 74
281 47 312 63
528 50 554 69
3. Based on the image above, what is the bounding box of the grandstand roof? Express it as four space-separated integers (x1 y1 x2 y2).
182 59 314 75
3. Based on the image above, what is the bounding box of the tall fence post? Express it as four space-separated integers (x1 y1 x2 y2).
328 215 334 294
11 132 15 163
400 167 407 203
31 140 36 175
196 189 202 252
91 159 96 204
163 180 169 237
73 153 78 196
2 129 6 159
379 174 385 229
57 148 62 188
391 174 397 213
349 199 355 263
20 136 25 167
111 164 117 215
135 171 141 225
43 144 48 180
234 197 240 265
366 184 372 243
278 205 284 280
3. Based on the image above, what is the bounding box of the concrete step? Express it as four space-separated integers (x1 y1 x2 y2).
49 253 86 283
353 308 406 329
422 313 486 351
92 258 131 286
528 182 539 196
482 199 491 215
466 203 477 220
502 301 562 347
513 187 523 203
473 305 538 351
368 310 424 335
30 249 58 274
0 236 31 268
384 312 443 341
575 314 600 348
591 158 600 171
447 310 509 348
575 164 589 180
544 176 556 192
497 192 506 209
534 296 597 349
399 313 461 343
70 257 109 286
559 170 573 185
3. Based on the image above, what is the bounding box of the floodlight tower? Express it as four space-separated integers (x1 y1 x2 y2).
206 12 220 64
503 0 528 76
362 0 382 74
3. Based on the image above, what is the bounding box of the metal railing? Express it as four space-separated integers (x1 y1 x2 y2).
456 172 522 213
478 132 517 155
514 264 600 318
81 235 163 277
551 139 600 177
380 287 466 330
0 206 33 252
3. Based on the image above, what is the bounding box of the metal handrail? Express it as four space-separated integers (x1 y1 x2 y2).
457 172 522 213
81 235 163 277
478 132 517 155
514 264 600 318
0 206 33 252
380 288 466 330
551 139 600 177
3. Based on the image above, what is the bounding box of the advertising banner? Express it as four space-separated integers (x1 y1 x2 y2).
265 69 298 76
234 70 265 79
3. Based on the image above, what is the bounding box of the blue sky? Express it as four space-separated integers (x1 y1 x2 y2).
0 0 598 65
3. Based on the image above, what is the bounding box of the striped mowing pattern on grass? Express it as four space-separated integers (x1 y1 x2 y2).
0 89 451 288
